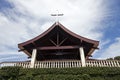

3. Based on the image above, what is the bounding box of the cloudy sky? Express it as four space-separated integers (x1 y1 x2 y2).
0 0 120 62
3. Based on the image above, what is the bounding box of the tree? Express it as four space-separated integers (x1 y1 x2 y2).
114 56 120 60
106 58 113 60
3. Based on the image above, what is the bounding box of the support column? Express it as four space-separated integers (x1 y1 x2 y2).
30 49 37 68
79 47 86 67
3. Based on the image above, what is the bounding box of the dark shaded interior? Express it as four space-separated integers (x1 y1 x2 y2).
36 49 80 61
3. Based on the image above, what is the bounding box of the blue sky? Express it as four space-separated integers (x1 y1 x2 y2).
0 0 120 62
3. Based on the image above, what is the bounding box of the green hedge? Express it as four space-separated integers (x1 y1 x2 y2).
0 67 120 80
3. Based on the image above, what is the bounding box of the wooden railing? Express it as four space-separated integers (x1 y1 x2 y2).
86 60 120 67
0 62 31 68
34 60 82 68
0 60 120 68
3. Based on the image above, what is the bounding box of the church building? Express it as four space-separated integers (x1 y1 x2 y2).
1 22 119 68
18 22 99 68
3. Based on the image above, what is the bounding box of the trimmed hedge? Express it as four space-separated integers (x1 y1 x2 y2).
0 67 120 80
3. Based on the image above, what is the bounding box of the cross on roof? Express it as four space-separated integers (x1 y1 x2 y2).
51 10 64 21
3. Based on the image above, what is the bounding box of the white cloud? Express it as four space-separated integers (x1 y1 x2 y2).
98 37 120 59
0 0 112 61
0 52 28 62
9 0 109 40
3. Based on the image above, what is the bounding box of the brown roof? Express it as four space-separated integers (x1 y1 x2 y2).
18 22 99 57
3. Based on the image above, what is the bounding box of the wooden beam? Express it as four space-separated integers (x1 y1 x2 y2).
57 32 59 45
19 46 98 52
19 45 79 51
92 47 99 49
37 45 79 50
59 37 67 46
18 49 26 52
41 52 75 55
49 39 57 46
32 42 38 48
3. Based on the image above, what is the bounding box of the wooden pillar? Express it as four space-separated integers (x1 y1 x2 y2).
30 49 37 68
79 47 86 67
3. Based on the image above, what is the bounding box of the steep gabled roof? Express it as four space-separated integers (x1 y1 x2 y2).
18 22 99 57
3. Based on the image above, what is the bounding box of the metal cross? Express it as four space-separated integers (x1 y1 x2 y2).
51 10 64 21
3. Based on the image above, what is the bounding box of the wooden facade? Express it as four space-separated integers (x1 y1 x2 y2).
18 22 99 61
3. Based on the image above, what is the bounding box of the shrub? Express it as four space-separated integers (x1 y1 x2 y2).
0 66 21 80
0 67 120 80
